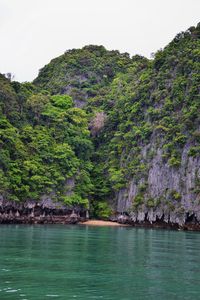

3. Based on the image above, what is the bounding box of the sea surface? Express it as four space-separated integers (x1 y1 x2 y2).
0 225 200 300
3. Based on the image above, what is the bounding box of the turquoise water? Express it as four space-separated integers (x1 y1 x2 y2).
0 225 200 300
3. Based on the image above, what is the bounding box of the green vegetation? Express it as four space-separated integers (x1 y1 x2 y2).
0 81 92 207
0 23 199 216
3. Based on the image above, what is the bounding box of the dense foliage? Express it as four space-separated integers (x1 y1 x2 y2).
33 45 133 108
0 79 92 207
0 23 199 216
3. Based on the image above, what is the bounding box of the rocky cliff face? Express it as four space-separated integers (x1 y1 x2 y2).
116 139 200 228
0 196 88 224
113 25 200 228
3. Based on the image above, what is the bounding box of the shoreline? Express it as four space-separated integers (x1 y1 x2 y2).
0 216 200 231
79 220 130 227
80 219 200 231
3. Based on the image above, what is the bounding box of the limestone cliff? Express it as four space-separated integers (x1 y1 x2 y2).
0 24 199 228
116 139 200 228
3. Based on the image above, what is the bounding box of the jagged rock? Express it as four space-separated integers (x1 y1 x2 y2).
117 214 129 224
137 211 146 223
0 197 87 224
116 140 200 228
69 212 79 224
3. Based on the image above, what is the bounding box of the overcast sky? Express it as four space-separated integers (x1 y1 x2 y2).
0 0 199 82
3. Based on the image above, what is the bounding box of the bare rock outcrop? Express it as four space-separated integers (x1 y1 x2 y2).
116 140 200 230
0 197 88 224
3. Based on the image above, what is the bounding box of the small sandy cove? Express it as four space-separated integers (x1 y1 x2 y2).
79 220 130 227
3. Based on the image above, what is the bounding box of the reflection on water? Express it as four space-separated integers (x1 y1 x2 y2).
0 225 200 300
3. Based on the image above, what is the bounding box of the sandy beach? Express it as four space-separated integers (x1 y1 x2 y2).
79 220 130 226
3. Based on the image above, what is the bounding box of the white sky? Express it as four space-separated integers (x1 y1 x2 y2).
0 0 199 82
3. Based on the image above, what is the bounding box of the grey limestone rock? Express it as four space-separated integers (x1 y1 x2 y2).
116 139 200 226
